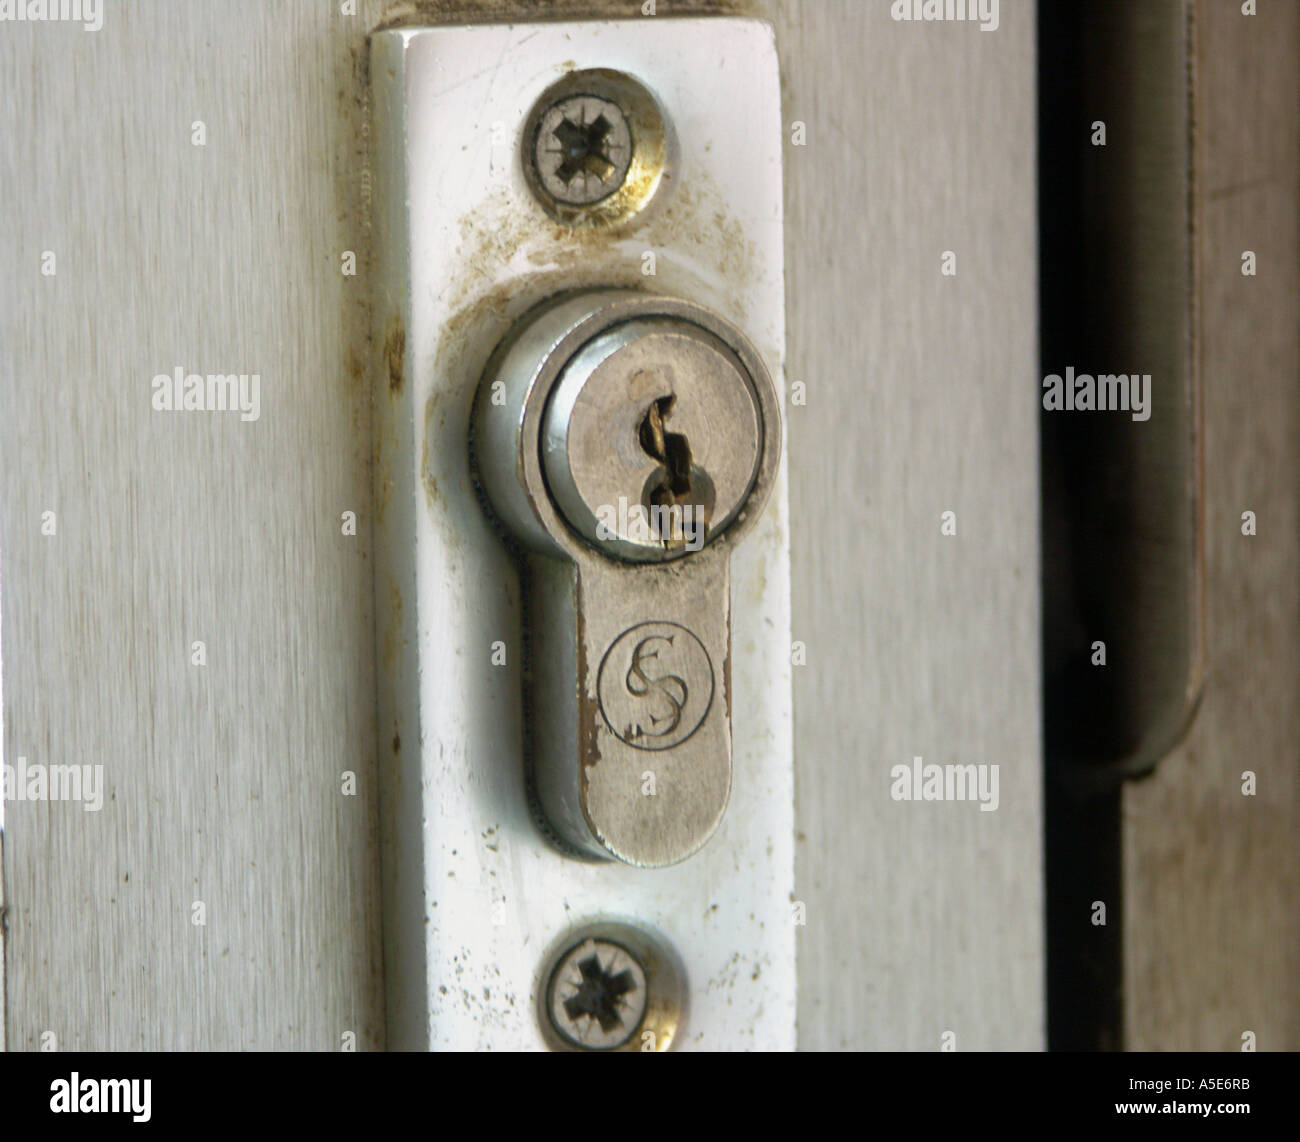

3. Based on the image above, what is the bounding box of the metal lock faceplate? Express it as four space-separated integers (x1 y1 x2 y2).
474 290 782 867
371 18 791 1051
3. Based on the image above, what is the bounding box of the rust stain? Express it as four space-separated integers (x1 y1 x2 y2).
374 404 394 528
420 388 447 515
345 346 365 392
383 313 406 398
574 577 602 833
347 346 374 484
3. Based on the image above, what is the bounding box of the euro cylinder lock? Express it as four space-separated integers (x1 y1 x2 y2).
473 289 782 868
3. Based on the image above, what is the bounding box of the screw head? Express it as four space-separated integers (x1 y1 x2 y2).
538 919 686 1051
521 70 671 225
533 95 633 206
547 937 648 1049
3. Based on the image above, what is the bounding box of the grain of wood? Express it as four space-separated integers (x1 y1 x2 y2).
0 1 384 1050
759 0 1045 1049
0 0 1044 1050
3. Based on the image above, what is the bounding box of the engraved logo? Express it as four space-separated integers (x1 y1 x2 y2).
597 622 714 751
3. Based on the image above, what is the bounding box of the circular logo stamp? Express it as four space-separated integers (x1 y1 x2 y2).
597 622 714 751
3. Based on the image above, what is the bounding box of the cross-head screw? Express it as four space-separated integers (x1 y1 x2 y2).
521 70 670 225
547 936 648 1049
533 94 633 206
538 920 685 1051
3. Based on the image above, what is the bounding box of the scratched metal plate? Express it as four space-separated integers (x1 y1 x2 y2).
370 18 793 1049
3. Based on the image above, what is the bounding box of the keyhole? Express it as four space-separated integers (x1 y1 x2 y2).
640 396 692 499
639 396 714 548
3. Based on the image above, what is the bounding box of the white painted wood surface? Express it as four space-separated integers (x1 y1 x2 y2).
0 0 1044 1050
763 0 1044 1049
0 0 384 1050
